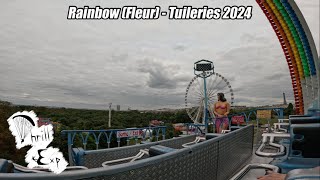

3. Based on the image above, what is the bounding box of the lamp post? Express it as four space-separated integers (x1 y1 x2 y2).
108 103 112 127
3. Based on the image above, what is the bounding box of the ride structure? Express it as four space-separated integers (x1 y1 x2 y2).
0 0 319 179
256 0 320 114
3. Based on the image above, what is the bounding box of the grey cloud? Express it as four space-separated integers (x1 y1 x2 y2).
110 53 129 63
239 33 270 45
265 72 288 81
213 39 293 106
173 44 187 51
136 59 180 89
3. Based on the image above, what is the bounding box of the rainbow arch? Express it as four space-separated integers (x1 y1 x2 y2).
256 0 319 115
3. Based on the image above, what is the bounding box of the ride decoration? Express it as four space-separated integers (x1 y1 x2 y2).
256 0 320 114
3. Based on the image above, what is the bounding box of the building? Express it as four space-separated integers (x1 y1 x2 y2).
117 105 120 111
38 117 60 132
149 120 164 126
38 117 52 127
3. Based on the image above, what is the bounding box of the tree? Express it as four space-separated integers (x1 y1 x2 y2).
284 103 294 116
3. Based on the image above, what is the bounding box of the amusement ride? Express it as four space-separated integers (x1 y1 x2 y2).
0 0 319 179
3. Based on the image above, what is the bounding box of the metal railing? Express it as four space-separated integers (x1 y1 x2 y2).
183 123 205 135
255 133 290 157
61 126 166 166
273 122 289 133
229 163 280 180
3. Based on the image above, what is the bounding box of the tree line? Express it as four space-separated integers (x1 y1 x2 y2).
0 100 294 165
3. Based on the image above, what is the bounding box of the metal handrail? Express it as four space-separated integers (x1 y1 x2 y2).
229 163 280 180
182 136 205 147
101 149 149 167
13 163 88 173
273 123 289 133
255 133 290 157
221 130 231 134
13 163 47 173
278 119 289 123
62 126 166 166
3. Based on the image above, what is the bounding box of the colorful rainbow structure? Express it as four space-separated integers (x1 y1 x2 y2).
256 0 320 115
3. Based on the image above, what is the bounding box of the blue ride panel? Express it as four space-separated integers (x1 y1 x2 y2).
271 114 320 173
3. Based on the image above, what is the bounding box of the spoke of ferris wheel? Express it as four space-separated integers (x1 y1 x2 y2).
189 106 200 115
196 77 205 97
208 84 229 98
191 88 204 98
211 89 232 97
194 105 202 123
207 75 219 95
193 98 203 105
188 98 202 109
208 91 232 101
207 77 223 96
208 98 217 105
194 99 204 122
189 80 203 99
191 88 204 100
207 78 224 97
205 75 213 93
189 90 203 102
210 97 216 103
208 79 230 97
190 98 202 108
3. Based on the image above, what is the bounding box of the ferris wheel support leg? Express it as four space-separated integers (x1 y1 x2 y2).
203 76 209 134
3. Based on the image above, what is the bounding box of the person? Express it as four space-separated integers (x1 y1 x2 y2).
213 93 230 133
257 166 320 180
257 171 286 180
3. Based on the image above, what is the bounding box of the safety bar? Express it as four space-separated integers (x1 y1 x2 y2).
229 163 280 180
13 163 88 173
221 130 231 134
13 163 47 173
101 149 149 167
255 133 290 157
33 166 88 171
278 119 289 123
182 136 205 148
273 123 289 133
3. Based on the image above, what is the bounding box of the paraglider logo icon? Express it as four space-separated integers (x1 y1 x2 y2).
12 114 35 144
7 111 68 174
7 111 38 149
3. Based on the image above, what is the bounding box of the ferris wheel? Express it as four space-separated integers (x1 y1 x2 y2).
185 72 234 124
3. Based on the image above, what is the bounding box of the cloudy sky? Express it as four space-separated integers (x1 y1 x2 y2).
0 0 319 110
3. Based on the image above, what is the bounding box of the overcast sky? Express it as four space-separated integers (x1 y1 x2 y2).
0 0 319 110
